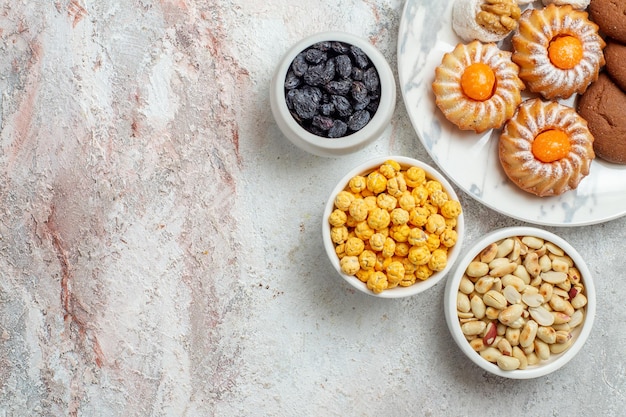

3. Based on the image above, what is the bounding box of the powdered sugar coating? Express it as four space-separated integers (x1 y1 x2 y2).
432 41 524 134
453 0 513 42
499 98 595 197
541 0 590 10
511 4 605 100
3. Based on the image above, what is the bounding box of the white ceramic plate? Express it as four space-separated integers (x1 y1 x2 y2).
397 0 626 226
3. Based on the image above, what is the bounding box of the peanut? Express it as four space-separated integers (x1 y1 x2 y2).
529 306 555 326
496 238 515 258
522 236 544 250
545 241 565 256
571 292 588 309
505 327 521 346
456 234 588 371
497 338 513 356
513 264 531 284
471 294 487 319
551 257 570 273
536 326 557 344
462 320 487 336
480 243 498 263
524 252 541 277
483 290 507 310
467 261 489 278
483 321 498 346
534 339 551 361
521 292 543 308
541 270 568 285
459 276 475 294
520 320 538 348
539 282 553 303
489 258 517 277
503 285 522 305
499 304 524 326
569 310 584 328
512 346 528 370
457 292 471 313
501 274 526 292
470 338 487 352
480 347 503 363
550 339 573 354
497 354 520 371
475 276 496 294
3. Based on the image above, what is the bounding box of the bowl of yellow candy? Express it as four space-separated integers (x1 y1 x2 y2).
323 156 465 298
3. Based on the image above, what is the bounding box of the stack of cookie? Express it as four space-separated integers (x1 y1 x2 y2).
577 0 626 164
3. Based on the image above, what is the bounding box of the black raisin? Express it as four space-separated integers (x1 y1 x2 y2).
322 59 335 84
362 67 380 92
335 55 352 79
288 86 322 120
306 124 326 136
324 79 351 95
285 89 298 110
312 115 334 131
328 120 348 138
347 110 370 131
305 48 327 64
331 95 352 118
303 64 325 86
351 67 363 81
350 45 370 69
304 85 322 101
291 53 308 77
351 81 368 103
312 41 332 52
331 41 350 54
284 71 301 90
320 103 335 116
366 100 379 114
353 95 371 111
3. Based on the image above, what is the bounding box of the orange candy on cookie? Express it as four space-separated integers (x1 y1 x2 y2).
461 63 496 101
532 129 571 162
548 35 583 70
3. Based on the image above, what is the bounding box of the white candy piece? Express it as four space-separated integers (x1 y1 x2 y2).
541 0 590 9
452 0 508 43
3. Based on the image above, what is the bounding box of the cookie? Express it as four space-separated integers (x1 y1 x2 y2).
577 73 626 164
604 41 626 92
589 0 626 44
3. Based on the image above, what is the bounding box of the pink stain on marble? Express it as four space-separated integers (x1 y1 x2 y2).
0 0 255 413
67 0 87 27
44 204 106 369
4 40 42 170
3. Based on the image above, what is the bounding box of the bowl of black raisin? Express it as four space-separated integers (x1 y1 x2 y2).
270 31 396 157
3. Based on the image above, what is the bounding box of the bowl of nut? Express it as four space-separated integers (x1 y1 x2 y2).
444 226 596 379
323 156 465 298
270 31 396 157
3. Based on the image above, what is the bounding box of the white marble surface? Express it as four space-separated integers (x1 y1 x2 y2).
0 0 625 416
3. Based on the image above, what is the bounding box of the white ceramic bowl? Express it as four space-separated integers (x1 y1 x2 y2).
322 156 465 298
444 226 596 379
270 31 396 157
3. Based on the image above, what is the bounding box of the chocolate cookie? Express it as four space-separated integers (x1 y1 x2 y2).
577 73 626 164
604 41 626 92
589 0 626 44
